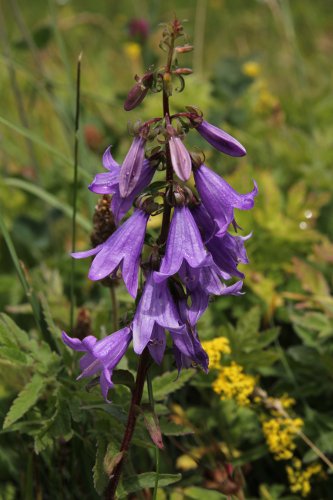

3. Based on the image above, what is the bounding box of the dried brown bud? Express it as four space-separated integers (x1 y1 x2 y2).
73 308 93 340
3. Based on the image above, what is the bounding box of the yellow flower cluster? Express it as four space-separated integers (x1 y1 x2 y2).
212 362 256 406
286 459 323 497
262 416 303 460
202 336 231 369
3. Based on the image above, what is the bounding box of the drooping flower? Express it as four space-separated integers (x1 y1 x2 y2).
72 209 149 298
194 164 258 236
62 327 132 401
179 261 243 296
132 273 183 355
154 205 212 283
147 324 166 365
169 135 192 181
171 326 209 373
191 203 250 279
196 120 246 157
89 147 156 224
119 134 146 197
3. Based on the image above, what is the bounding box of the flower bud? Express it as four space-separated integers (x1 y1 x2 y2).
175 45 193 53
124 72 154 111
163 72 173 97
119 135 146 197
173 68 193 75
169 135 192 181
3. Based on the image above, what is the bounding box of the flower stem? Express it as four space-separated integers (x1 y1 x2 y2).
70 53 82 331
105 349 151 499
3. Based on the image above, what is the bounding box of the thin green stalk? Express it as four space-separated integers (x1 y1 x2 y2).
70 53 82 331
0 210 41 332
147 368 160 500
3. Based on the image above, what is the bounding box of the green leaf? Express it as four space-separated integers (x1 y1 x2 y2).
0 313 30 349
159 418 194 436
151 370 195 401
112 369 135 391
3 374 45 429
93 437 108 495
117 473 181 498
184 486 227 499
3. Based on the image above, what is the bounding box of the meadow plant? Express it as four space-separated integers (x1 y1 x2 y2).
62 18 256 498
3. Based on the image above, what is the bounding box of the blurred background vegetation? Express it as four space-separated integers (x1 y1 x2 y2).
1 0 333 498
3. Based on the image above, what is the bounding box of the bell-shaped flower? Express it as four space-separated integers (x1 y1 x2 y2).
154 205 211 283
179 261 244 296
191 203 250 278
72 209 149 298
62 327 132 401
196 120 246 157
132 273 183 355
88 146 120 195
119 135 146 198
169 135 192 181
171 327 209 373
194 164 258 236
147 324 166 365
89 146 156 224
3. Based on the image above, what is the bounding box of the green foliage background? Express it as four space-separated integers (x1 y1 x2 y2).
1 0 333 498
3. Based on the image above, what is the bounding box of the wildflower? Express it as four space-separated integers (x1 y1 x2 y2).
154 205 212 283
286 459 323 497
128 18 150 42
178 261 243 296
147 325 166 365
132 273 183 355
242 61 261 78
262 416 303 460
201 336 231 369
212 362 256 405
169 135 192 181
171 326 209 373
119 134 146 197
196 120 246 157
89 147 156 223
72 208 149 298
62 327 132 401
194 164 258 236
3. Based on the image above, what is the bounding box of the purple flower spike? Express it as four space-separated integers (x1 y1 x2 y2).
194 164 258 236
132 274 183 355
111 159 155 224
119 135 146 198
72 209 149 298
169 136 192 181
196 120 246 157
154 206 211 283
62 327 132 401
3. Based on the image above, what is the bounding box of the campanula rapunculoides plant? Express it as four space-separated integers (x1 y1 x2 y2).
62 19 257 498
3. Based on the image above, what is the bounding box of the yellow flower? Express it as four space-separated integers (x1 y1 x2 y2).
212 362 256 406
286 460 323 497
242 61 262 78
262 417 303 461
202 337 231 369
124 42 141 62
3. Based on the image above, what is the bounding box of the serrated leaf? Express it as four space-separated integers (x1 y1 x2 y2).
151 370 195 401
0 313 29 349
3 374 45 429
0 347 29 365
117 473 181 498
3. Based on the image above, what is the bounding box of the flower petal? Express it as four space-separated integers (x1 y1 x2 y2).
196 120 246 157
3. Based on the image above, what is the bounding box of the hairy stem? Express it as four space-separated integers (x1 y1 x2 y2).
105 349 150 499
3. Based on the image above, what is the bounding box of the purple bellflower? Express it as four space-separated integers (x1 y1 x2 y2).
72 209 149 298
154 205 212 283
169 135 192 181
194 163 258 236
62 327 132 401
179 262 244 296
191 202 250 279
89 146 156 224
132 273 183 355
119 134 146 198
196 120 246 157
